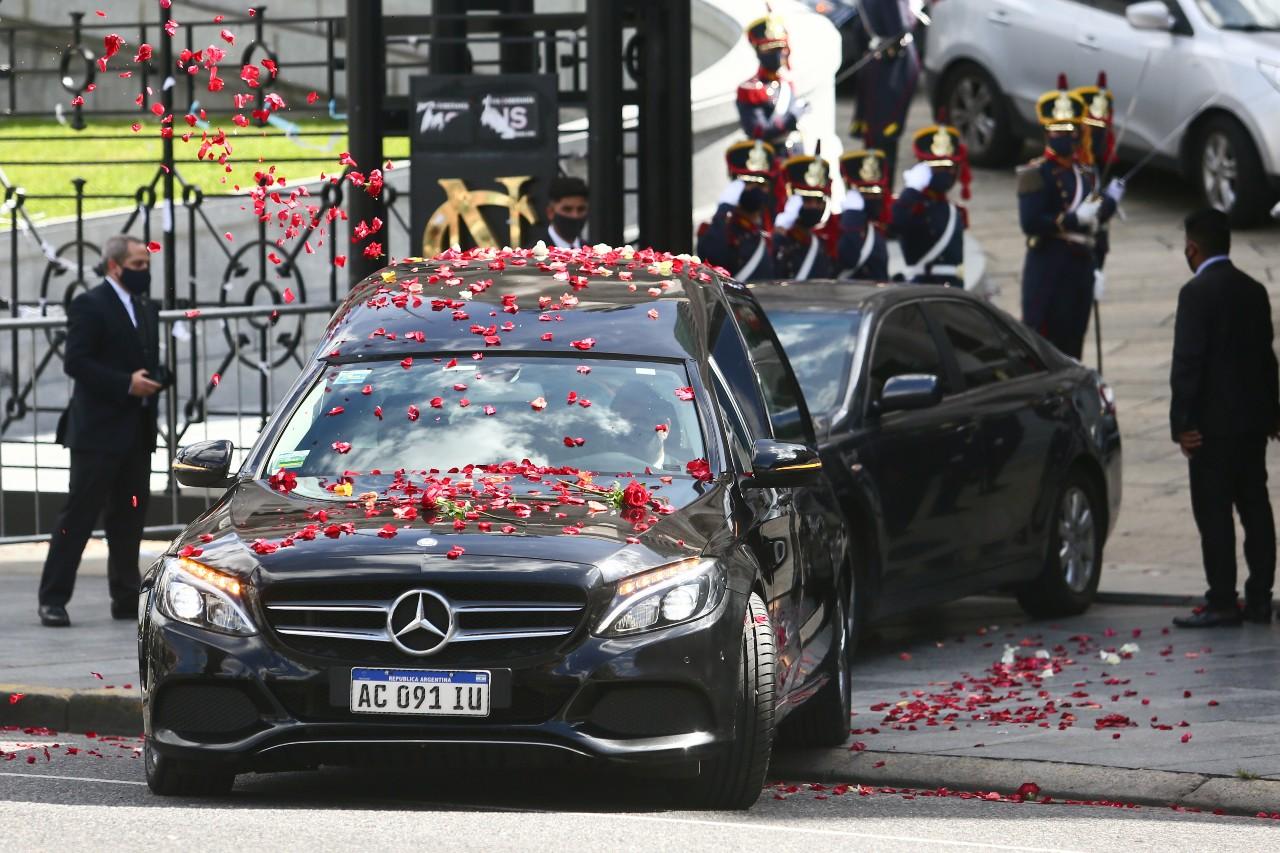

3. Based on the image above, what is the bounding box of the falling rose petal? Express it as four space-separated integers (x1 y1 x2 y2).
335 255 347 268
8 693 23 705
147 241 162 253
1181 733 1192 743
674 386 694 401
307 90 319 104
563 436 585 447
211 373 221 386
283 287 296 303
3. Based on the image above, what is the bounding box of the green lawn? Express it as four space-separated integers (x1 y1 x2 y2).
0 119 410 221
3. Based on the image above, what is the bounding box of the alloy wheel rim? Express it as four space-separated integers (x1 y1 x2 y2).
1058 487 1096 593
1202 132 1238 213
950 76 996 153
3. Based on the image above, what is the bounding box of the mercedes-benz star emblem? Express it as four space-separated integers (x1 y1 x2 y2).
386 589 454 656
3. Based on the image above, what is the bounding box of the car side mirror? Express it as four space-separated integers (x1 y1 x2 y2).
1126 1 1174 31
172 439 235 489
877 374 942 415
744 439 824 488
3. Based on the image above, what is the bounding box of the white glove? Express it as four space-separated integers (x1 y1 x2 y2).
718 179 746 208
1104 178 1125 203
1093 269 1106 302
903 161 933 192
775 193 804 230
1074 198 1102 229
841 188 865 213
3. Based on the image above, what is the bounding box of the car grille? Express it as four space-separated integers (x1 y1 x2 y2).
259 579 591 667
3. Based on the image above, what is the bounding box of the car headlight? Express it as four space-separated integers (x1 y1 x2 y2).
596 558 726 637
155 557 257 636
1260 60 1280 94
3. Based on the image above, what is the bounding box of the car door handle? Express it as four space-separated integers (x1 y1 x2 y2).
987 9 1011 25
1076 34 1101 50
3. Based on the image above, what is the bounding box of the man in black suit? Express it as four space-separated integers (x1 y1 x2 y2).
525 176 588 250
38 234 165 627
1170 209 1279 628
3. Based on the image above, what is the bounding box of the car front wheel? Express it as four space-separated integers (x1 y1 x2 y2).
1195 115 1272 228
144 738 235 797
1016 473 1103 618
685 593 776 810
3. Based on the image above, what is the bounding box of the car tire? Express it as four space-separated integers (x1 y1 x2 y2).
939 62 1022 168
1016 472 1103 618
144 738 235 797
1193 115 1272 228
777 563 856 747
686 592 775 810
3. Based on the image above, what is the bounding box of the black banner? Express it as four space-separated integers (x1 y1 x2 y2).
409 74 559 256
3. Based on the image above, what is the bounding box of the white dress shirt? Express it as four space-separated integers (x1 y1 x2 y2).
1195 255 1230 276
106 275 139 327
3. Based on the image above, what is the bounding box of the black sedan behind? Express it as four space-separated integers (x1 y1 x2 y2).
753 281 1121 624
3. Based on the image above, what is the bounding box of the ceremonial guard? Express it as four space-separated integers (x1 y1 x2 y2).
696 141 778 282
1018 75 1125 359
836 149 890 280
1073 72 1117 284
772 150 836 281
891 121 970 288
737 11 807 165
849 0 921 190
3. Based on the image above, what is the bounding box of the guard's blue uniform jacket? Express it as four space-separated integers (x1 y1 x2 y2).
851 0 920 187
837 208 889 280
773 226 835 281
737 71 803 158
891 187 965 288
697 203 776 282
1018 155 1116 359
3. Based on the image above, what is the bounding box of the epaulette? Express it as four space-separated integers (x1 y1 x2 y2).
737 78 771 105
1016 159 1046 194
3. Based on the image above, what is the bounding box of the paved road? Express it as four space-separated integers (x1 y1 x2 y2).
2 732 1278 852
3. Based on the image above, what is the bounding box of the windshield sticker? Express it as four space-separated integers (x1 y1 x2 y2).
273 450 310 469
634 367 656 376
332 369 372 385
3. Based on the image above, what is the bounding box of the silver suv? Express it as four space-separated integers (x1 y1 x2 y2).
925 0 1280 225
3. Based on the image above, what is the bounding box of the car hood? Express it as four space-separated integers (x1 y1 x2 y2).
1217 28 1280 58
168 475 725 587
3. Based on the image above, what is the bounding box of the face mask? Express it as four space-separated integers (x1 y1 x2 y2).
929 171 956 193
552 213 586 241
865 198 883 221
739 186 769 213
798 207 824 229
118 266 151 296
758 50 783 72
1047 136 1076 159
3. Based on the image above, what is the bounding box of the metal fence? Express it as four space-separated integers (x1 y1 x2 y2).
0 302 337 543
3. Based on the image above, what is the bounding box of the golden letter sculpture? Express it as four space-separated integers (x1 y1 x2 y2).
422 176 536 256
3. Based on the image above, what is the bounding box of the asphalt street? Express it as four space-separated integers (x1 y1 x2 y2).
1 732 1277 852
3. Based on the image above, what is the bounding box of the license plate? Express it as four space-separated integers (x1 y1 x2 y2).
349 667 490 717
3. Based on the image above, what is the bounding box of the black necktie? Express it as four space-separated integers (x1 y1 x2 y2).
131 295 150 352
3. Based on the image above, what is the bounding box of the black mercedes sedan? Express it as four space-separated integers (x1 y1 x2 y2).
142 246 853 809
753 281 1121 624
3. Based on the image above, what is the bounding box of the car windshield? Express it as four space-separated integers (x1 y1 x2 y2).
767 309 861 417
1195 0 1280 29
266 356 706 487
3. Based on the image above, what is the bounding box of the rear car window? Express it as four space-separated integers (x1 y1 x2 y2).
767 309 862 418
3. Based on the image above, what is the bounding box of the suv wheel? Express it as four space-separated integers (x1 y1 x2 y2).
144 738 235 797
940 63 1021 167
1016 473 1102 618
686 593 775 810
778 563 856 747
1195 115 1272 228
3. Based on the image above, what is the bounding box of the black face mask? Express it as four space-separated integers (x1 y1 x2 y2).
1047 135 1076 159
930 171 957 194
797 207 824 229
758 50 784 72
552 213 586 242
739 186 770 213
865 198 883 222
118 266 151 296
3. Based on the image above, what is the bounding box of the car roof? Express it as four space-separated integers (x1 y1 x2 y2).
319 245 731 363
747 279 974 312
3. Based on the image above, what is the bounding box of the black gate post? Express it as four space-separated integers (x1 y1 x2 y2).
587 2 625 246
638 0 693 253
346 0 386 287
157 4 177 309
431 0 471 74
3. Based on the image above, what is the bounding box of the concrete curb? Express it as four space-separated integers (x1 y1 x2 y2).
1 684 141 737
769 748 1280 817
